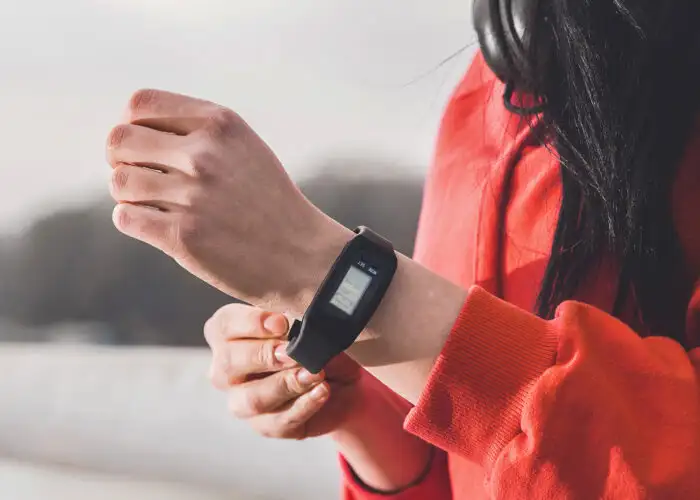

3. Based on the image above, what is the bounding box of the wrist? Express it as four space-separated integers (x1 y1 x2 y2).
286 213 354 317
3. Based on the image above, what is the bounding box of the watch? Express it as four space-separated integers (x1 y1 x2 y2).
285 226 398 374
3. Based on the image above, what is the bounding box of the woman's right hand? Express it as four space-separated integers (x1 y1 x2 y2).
204 303 367 440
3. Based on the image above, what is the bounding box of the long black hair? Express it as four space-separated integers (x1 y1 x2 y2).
529 1 700 346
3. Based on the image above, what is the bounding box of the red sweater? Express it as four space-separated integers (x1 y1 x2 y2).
341 52 700 499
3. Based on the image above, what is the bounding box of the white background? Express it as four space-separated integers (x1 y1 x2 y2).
0 0 477 233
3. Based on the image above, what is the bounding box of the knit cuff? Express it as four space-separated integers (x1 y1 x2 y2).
404 286 559 468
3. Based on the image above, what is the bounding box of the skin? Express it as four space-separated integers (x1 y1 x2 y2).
106 89 468 491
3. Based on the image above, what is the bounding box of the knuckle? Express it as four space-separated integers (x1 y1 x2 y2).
226 394 243 419
219 357 237 382
207 370 218 389
213 349 237 382
213 107 240 127
206 108 241 138
205 304 239 339
273 413 303 438
110 167 131 197
256 427 277 439
107 124 131 150
207 365 218 385
204 313 227 344
160 215 187 259
203 315 219 345
179 184 198 208
227 395 245 419
112 204 132 232
185 149 216 179
213 302 246 323
256 341 276 370
239 390 263 417
256 423 286 440
208 366 227 391
128 88 158 117
283 370 305 395
172 214 199 255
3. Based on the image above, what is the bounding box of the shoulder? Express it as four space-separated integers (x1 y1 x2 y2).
435 51 519 158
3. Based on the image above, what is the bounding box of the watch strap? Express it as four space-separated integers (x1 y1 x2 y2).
354 226 393 251
286 319 338 374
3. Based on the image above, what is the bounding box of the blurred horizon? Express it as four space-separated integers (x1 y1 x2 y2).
0 158 427 346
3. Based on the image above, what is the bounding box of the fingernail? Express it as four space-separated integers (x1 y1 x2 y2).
264 314 287 335
274 343 293 364
310 383 328 401
297 368 323 386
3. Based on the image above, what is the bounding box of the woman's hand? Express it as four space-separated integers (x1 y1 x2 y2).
205 303 366 439
106 89 352 313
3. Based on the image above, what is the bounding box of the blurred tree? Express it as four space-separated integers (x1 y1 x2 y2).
0 205 230 345
300 160 424 257
0 162 424 346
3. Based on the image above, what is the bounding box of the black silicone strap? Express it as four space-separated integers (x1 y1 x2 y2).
286 320 337 374
355 225 393 251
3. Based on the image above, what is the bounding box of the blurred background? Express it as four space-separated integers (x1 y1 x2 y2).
0 1 477 498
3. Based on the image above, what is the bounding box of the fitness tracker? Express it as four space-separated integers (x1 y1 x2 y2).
285 226 398 374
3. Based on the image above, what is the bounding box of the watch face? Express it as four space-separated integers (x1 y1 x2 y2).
328 264 373 316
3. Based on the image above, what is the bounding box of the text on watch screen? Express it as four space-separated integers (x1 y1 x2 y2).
329 265 373 315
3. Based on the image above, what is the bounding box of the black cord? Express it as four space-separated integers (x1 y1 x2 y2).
503 82 547 115
346 446 437 496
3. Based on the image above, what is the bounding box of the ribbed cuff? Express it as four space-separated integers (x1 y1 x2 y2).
404 286 559 469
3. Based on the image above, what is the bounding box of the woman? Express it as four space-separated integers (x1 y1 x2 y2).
105 1 700 498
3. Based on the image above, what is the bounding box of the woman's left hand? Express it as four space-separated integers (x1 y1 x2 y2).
106 89 349 312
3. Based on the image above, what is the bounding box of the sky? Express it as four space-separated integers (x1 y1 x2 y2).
0 0 477 233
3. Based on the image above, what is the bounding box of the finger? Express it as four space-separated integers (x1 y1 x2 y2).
249 382 330 440
110 164 193 208
209 339 298 387
227 368 325 418
124 89 223 136
112 203 178 255
205 305 289 347
106 123 188 172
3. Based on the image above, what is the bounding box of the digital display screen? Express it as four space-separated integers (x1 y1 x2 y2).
329 265 373 315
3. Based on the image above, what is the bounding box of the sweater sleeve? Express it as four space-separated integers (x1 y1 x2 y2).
341 448 452 500
405 285 700 499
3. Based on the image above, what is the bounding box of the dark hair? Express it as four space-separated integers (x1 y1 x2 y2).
529 1 700 346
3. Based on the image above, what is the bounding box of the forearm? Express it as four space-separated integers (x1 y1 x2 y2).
351 251 467 404
331 375 434 492
294 218 468 404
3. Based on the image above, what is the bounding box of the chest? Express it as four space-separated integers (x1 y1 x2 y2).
413 99 568 313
